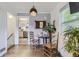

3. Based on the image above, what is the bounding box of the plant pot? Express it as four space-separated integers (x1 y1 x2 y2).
73 51 79 57
48 32 52 47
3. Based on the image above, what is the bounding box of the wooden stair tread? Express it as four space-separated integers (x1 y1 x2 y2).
43 44 56 49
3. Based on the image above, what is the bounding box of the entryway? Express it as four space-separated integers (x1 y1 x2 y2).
18 16 29 45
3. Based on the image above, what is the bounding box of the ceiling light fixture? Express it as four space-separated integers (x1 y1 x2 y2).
8 15 13 19
30 2 37 16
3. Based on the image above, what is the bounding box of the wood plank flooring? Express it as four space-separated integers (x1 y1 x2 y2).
19 38 28 44
4 45 44 57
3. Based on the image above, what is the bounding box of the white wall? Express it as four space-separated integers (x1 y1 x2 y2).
5 4 18 45
0 3 17 56
51 2 72 57
0 7 7 56
7 12 16 48
7 12 15 37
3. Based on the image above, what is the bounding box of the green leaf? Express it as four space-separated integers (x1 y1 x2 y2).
64 27 79 53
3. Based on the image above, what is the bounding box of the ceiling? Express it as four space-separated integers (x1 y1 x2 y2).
0 2 59 13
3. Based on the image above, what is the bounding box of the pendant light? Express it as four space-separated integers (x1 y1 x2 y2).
30 2 37 16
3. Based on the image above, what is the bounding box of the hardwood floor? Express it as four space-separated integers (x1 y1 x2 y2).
4 45 44 57
19 38 28 44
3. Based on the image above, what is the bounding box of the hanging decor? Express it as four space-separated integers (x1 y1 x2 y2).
30 2 37 16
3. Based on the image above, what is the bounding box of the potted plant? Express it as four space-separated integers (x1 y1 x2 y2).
64 27 79 56
43 23 56 46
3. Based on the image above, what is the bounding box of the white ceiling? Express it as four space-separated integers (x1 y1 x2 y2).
0 2 59 13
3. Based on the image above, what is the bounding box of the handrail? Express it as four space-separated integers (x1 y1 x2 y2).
7 33 14 40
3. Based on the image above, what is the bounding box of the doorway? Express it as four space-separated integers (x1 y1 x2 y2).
18 16 29 45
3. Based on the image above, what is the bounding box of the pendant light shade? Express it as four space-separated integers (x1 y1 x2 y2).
30 5 37 16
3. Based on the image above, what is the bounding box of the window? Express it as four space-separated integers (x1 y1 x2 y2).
60 4 79 34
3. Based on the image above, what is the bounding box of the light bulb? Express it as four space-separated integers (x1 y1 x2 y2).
30 11 37 16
